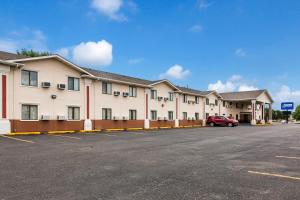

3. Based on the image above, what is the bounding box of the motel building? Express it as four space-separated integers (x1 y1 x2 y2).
0 51 274 134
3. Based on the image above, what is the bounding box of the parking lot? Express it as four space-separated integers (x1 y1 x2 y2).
0 124 300 200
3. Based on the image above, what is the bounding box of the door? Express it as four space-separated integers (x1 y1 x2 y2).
240 113 251 123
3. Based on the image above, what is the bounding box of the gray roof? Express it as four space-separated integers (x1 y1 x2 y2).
219 90 266 101
81 67 154 86
0 51 27 60
178 86 213 96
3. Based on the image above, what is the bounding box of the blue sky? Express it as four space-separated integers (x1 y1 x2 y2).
0 0 300 108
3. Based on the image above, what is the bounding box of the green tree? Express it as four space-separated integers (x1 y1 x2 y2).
16 49 51 57
293 105 300 121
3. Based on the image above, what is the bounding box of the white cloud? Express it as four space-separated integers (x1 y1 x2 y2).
208 75 258 93
128 58 143 65
0 28 47 53
275 85 300 106
72 40 113 67
189 24 203 33
55 48 69 57
235 48 247 57
159 64 190 80
196 0 213 9
91 0 126 21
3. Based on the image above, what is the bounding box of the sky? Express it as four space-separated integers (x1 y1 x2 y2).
0 0 300 109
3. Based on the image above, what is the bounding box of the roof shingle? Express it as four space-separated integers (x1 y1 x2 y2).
0 51 28 60
219 90 266 101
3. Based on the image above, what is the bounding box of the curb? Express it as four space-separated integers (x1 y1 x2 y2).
48 130 75 134
5 132 41 136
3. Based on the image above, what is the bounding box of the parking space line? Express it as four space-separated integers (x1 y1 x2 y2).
248 171 300 181
0 135 35 144
289 147 300 150
50 135 81 140
101 134 117 137
276 156 300 160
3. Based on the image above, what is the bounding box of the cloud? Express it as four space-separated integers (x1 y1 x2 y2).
72 40 113 67
208 75 258 93
196 0 213 9
0 28 47 53
128 58 143 65
235 48 247 57
91 0 126 21
274 85 300 106
159 64 191 80
55 48 69 57
189 24 203 33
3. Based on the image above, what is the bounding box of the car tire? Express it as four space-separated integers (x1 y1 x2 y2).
209 122 215 127
228 123 233 127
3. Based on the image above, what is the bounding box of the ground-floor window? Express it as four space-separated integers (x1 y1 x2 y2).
195 112 199 120
129 109 137 120
206 113 209 119
21 104 38 120
151 110 157 120
168 111 174 120
102 108 112 120
183 112 187 120
68 106 80 120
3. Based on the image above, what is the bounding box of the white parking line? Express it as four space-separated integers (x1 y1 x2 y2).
248 171 300 181
50 135 81 140
276 156 300 160
289 147 300 150
0 135 35 144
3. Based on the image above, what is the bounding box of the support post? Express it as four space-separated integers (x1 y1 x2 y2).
261 103 265 124
144 89 150 129
175 93 179 127
268 103 273 124
251 100 257 125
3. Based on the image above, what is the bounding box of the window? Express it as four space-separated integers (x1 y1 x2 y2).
151 90 157 99
102 82 112 94
68 107 80 120
151 110 157 120
223 101 226 107
195 112 199 120
206 113 209 119
195 97 199 104
21 104 38 120
169 92 174 101
68 77 80 91
215 99 218 106
183 112 188 120
229 102 233 106
129 110 137 120
168 111 174 120
21 70 38 86
183 95 188 103
236 114 239 120
206 98 209 105
129 86 137 97
102 108 112 120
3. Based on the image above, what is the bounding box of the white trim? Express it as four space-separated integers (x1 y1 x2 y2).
149 79 182 92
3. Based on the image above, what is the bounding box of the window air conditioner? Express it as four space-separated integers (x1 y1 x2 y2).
57 115 66 120
41 82 51 88
41 115 50 120
57 84 66 90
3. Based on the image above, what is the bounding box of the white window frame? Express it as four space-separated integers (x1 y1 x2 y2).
129 86 137 97
21 104 39 121
102 108 112 120
169 92 174 101
129 109 137 120
151 110 157 120
151 90 157 99
21 70 38 87
68 76 80 91
168 111 174 120
102 82 112 95
183 112 188 120
68 106 80 120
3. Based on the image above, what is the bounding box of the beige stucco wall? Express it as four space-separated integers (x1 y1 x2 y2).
148 83 176 119
179 94 204 120
11 59 86 120
257 92 272 104
94 81 146 120
0 65 11 120
204 93 220 117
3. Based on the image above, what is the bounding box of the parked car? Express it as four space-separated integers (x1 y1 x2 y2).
207 116 239 127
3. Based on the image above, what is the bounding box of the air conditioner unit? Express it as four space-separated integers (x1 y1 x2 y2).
114 91 120 96
123 92 129 97
164 117 168 121
123 116 128 121
158 97 163 101
57 115 66 121
113 116 119 120
41 82 51 88
158 117 163 121
41 115 50 120
188 117 192 121
164 97 169 101
57 84 66 90
192 117 195 121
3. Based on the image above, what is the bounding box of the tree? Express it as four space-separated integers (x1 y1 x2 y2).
16 49 51 57
293 105 300 121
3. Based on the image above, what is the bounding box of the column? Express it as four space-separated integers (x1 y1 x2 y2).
268 103 273 124
144 89 150 129
261 103 265 124
175 93 179 127
84 84 92 130
251 100 257 125
202 99 206 126
0 74 11 135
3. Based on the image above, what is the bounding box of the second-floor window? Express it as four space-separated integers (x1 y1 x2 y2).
206 98 209 105
215 99 218 106
183 112 188 120
223 101 226 107
151 90 157 99
102 82 112 94
183 95 188 103
129 86 137 97
195 96 199 104
68 77 80 91
21 70 38 87
102 108 112 120
68 106 80 120
169 92 174 101
129 110 137 120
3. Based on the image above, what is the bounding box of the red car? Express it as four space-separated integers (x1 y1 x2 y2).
207 116 239 127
